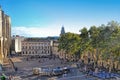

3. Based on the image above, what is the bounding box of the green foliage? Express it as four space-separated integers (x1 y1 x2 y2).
58 32 81 55
58 21 120 66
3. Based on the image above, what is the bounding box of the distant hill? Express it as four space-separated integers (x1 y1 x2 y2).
24 36 59 41
46 36 59 40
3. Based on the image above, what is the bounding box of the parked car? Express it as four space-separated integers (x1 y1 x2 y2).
52 67 63 76
62 67 71 73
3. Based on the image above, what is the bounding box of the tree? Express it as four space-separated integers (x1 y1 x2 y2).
79 27 90 53
79 27 92 64
99 21 120 72
89 26 101 67
58 21 120 72
58 32 81 60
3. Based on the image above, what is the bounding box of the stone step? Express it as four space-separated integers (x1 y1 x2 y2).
3 58 10 65
2 64 11 68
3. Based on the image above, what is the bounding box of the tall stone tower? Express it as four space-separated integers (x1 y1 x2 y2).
60 25 65 36
0 6 11 64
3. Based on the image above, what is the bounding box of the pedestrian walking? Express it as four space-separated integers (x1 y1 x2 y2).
8 75 13 80
15 67 18 72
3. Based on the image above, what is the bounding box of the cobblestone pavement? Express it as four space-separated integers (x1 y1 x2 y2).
3 56 71 79
2 56 117 80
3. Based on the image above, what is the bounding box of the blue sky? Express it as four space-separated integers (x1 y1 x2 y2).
0 0 120 37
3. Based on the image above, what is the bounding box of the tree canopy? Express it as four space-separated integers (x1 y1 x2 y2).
58 21 120 71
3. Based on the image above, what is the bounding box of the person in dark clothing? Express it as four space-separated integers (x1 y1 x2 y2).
15 67 18 72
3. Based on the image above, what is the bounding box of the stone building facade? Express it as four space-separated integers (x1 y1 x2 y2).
0 7 11 64
52 40 59 56
21 38 52 57
52 40 67 59
15 35 24 53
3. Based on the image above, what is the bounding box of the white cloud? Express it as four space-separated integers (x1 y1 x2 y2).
12 24 81 37
12 25 62 37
